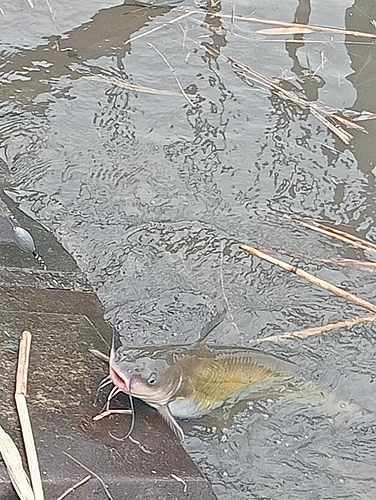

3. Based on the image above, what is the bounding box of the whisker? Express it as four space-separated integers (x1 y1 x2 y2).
102 386 121 412
93 375 112 407
109 377 136 441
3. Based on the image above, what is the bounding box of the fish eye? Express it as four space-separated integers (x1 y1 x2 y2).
147 372 158 385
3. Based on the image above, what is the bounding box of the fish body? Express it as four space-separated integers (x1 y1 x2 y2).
170 347 294 417
98 312 366 440
109 342 296 438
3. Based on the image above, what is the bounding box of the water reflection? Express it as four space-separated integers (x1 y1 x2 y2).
344 1 376 240
284 1 325 101
0 2 171 104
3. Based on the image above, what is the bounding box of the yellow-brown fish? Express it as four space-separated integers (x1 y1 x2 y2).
106 313 297 440
92 313 365 441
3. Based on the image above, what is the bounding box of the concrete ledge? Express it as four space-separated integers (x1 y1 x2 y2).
0 201 217 500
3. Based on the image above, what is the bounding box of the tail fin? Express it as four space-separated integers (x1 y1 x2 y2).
285 378 368 426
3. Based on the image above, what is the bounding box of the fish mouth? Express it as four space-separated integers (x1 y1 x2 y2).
110 364 130 393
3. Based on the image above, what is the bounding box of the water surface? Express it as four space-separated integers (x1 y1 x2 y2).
1 0 376 498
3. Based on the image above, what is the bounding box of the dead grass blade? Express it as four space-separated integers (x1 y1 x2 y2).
204 46 365 144
240 244 376 313
147 43 194 106
196 10 376 39
15 331 45 500
0 425 35 500
309 107 353 144
254 314 376 343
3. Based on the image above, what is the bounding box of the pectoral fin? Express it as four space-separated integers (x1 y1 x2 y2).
156 404 185 442
89 349 110 363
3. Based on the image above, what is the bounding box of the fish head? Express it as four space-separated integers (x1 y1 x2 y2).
110 347 183 407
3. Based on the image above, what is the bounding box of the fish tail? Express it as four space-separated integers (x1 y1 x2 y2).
287 379 367 426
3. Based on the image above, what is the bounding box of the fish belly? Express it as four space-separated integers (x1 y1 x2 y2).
168 397 209 419
169 374 296 419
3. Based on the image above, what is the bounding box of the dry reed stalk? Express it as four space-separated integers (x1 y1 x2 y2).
126 10 195 45
0 425 35 500
327 112 367 131
240 244 376 313
55 475 91 500
258 246 376 271
308 107 353 144
352 111 376 121
15 331 44 500
204 46 364 144
147 42 194 106
254 314 376 343
319 258 376 270
193 10 376 39
290 216 376 255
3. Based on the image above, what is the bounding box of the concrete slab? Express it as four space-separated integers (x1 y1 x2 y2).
0 307 216 500
0 194 217 499
0 290 215 500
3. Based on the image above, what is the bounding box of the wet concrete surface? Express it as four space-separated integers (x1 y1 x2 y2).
0 197 216 500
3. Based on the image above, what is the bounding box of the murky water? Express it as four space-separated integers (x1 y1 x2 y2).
1 0 376 497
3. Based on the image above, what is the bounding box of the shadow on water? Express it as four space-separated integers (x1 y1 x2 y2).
0 2 172 105
1 0 376 498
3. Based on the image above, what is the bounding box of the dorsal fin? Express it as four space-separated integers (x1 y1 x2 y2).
197 310 227 345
